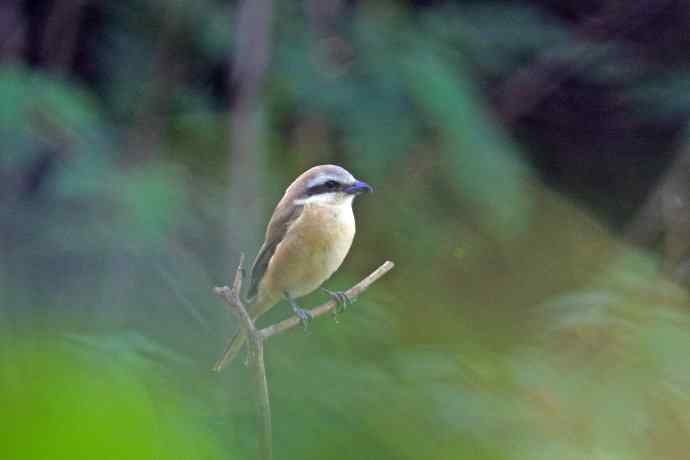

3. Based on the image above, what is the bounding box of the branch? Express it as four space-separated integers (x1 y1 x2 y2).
259 260 395 339
213 254 272 460
212 257 394 460
213 255 252 328
625 146 690 283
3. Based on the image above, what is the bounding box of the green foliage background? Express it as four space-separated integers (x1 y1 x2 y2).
1 1 690 459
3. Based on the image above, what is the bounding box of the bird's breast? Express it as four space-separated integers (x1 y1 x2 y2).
260 203 356 300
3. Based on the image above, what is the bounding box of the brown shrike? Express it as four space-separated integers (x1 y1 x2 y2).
213 164 373 370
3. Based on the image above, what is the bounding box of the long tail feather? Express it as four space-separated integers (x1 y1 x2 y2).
212 297 275 372
212 328 247 371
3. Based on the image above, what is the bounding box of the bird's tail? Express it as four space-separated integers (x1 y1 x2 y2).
212 297 274 372
212 327 247 372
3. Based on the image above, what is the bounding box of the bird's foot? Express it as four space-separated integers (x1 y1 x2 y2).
284 291 313 331
292 305 313 331
294 306 313 330
321 287 353 317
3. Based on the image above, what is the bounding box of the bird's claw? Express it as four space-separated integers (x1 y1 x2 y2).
322 288 353 317
293 306 313 331
284 291 312 332
334 292 352 314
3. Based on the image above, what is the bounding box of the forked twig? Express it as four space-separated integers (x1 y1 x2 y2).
213 254 271 460
212 258 394 460
259 261 394 339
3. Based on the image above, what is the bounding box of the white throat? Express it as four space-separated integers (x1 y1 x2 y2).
294 193 354 207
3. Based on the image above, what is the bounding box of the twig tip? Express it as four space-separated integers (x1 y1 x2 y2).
233 253 246 292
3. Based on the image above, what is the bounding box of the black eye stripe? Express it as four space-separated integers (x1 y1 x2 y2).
307 180 343 196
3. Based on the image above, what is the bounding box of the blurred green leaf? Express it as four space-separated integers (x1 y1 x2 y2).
0 334 224 460
404 43 532 239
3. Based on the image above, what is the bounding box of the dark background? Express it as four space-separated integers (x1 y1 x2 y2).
2 1 690 459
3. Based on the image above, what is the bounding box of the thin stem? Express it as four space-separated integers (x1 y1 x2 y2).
251 335 272 460
213 258 394 460
259 261 395 339
213 255 271 460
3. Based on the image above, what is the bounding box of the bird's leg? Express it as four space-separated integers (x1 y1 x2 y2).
321 287 352 315
284 291 312 330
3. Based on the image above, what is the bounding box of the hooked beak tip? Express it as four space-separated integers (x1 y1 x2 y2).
346 180 373 195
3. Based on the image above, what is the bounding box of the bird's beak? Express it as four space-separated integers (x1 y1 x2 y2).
344 180 374 195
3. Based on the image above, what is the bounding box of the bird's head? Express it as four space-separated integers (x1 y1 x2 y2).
290 164 373 206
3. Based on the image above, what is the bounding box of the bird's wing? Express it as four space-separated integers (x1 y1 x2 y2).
246 202 304 303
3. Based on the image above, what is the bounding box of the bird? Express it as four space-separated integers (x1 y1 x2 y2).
213 164 373 371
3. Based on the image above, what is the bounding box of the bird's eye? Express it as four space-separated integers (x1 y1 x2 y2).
325 180 339 189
